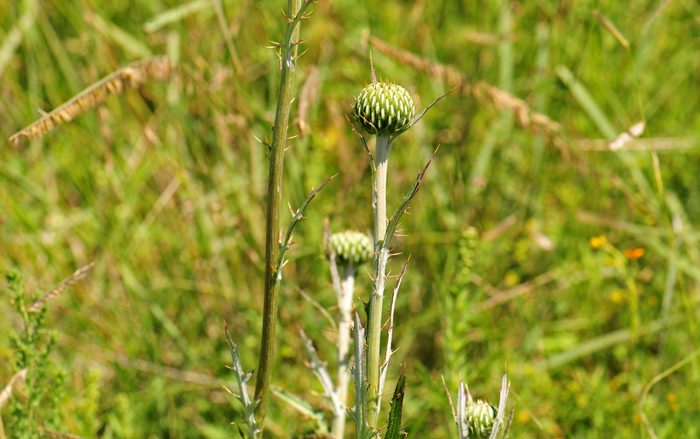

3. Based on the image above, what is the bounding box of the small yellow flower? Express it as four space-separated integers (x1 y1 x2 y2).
610 291 624 304
589 235 606 249
517 410 529 424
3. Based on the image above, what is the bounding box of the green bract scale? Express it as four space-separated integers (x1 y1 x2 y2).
466 399 499 439
353 82 416 137
330 231 373 267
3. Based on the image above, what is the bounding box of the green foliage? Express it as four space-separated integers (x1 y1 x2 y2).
74 368 103 437
442 227 480 385
5 271 68 439
2 0 700 437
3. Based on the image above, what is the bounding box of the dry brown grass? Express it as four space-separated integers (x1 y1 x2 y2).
369 36 567 153
27 262 95 313
0 368 27 438
9 56 171 147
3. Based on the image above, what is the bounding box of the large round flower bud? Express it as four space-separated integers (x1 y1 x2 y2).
466 399 500 439
353 82 416 136
330 231 373 267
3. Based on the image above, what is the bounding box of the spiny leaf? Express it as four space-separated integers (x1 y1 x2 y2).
499 408 515 439
276 175 336 275
383 148 438 249
384 369 408 439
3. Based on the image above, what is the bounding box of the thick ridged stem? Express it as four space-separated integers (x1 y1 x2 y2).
332 266 357 439
254 0 303 432
366 134 392 429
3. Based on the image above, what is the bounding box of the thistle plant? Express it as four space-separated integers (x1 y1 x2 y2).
328 231 373 439
354 79 415 430
291 61 454 439
343 60 455 437
291 230 373 438
222 0 335 438
254 0 318 428
445 373 513 439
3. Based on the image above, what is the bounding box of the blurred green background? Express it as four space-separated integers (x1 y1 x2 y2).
2 0 700 437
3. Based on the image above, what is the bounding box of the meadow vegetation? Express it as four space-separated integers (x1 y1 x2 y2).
1 0 700 437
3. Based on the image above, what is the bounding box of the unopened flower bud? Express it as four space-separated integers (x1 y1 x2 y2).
466 399 500 439
330 231 373 267
353 82 416 137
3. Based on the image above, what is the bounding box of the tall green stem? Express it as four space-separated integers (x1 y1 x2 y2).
332 266 357 439
254 0 303 431
366 134 392 429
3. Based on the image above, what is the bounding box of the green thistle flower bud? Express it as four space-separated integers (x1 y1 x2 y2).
466 399 500 439
330 231 373 267
353 82 416 137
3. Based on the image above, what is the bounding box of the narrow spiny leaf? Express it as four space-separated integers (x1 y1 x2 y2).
384 369 408 439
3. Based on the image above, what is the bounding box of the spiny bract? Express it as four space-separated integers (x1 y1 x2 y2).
465 399 499 439
353 82 416 137
330 231 373 267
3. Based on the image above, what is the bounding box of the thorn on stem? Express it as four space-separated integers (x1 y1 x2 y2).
281 8 292 22
293 47 310 60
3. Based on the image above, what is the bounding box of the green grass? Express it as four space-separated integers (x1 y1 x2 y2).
2 0 700 437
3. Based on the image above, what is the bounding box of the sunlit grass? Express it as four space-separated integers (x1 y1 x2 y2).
1 0 700 437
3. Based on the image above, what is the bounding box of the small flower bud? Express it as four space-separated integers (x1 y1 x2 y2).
465 399 500 439
353 82 416 137
330 231 373 267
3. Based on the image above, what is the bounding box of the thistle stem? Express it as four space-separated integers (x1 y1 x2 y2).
332 266 357 439
366 134 392 429
254 0 304 432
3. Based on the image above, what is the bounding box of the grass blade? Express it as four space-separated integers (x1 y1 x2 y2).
555 65 617 139
0 11 34 79
143 0 214 33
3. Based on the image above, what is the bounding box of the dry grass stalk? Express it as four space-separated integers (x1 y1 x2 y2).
9 56 172 147
292 435 335 439
578 136 698 152
27 262 95 313
39 428 89 439
370 36 463 85
369 36 567 151
0 368 28 409
471 81 563 141
0 368 27 439
297 65 320 138
606 121 645 150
